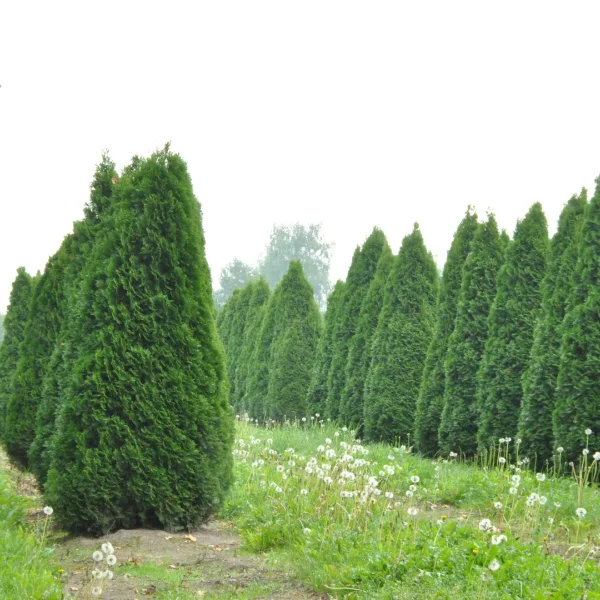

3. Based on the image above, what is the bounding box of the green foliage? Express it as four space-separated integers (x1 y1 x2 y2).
306 281 345 417
266 261 322 420
339 241 393 428
245 286 283 420
477 204 549 450
236 278 270 413
0 269 33 438
259 223 332 309
4 250 72 466
327 229 387 420
414 209 478 456
214 258 257 309
217 288 240 351
438 216 506 455
29 155 118 486
226 283 254 410
44 148 234 534
554 179 600 459
364 225 438 443
0 313 4 344
519 191 587 460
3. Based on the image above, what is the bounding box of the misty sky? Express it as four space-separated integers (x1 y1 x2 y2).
1 2 600 312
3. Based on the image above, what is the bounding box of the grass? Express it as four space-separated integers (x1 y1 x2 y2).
221 418 600 599
0 455 62 600
3 420 600 599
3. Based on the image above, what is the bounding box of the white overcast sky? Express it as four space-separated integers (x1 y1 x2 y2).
1 1 600 312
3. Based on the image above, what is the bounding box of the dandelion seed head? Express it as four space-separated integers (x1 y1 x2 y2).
478 518 492 532
536 473 546 482
410 475 420 484
407 507 419 516
494 502 503 510
585 428 592 436
43 506 54 516
93 551 103 562
576 507 587 518
488 559 501 572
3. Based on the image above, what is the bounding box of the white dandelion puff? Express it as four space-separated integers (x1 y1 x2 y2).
576 507 587 518
488 559 501 572
43 506 54 516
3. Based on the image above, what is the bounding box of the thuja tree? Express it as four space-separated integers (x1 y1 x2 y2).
0 268 34 437
245 285 283 420
4 247 73 466
477 203 548 450
226 283 254 410
217 290 240 356
554 180 600 459
306 280 345 417
364 225 438 443
29 155 118 486
438 215 505 455
235 278 270 413
339 240 393 428
266 261 322 421
414 209 478 456
327 229 387 420
45 148 234 534
518 191 587 460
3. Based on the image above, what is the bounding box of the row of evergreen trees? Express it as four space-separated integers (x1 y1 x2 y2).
219 180 600 463
0 147 234 534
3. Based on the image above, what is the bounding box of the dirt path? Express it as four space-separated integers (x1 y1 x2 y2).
2 452 325 600
57 521 325 600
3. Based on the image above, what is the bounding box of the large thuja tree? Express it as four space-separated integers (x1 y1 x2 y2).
518 192 587 460
4 247 73 466
266 261 322 421
477 203 548 450
0 268 34 437
339 240 393 428
235 278 270 413
326 229 387 420
554 180 600 459
45 148 234 534
414 209 478 456
364 225 438 443
438 215 506 455
29 155 118 485
306 280 345 417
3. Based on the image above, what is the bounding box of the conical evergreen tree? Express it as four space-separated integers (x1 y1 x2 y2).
477 203 548 450
364 225 438 443
0 268 34 438
518 192 587 460
339 240 393 427
29 156 118 485
326 229 387 420
226 283 254 410
4 247 73 466
554 180 600 459
266 261 322 421
236 278 270 413
218 290 240 356
438 215 505 455
414 209 478 456
245 285 283 420
306 281 345 417
45 148 233 534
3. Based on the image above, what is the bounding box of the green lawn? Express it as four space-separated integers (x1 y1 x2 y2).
221 419 600 599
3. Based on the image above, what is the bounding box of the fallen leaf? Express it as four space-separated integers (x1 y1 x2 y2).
165 536 173 540
69 587 79 592
184 534 197 543
168 564 178 569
